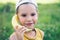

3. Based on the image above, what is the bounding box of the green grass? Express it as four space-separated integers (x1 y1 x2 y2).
0 3 60 40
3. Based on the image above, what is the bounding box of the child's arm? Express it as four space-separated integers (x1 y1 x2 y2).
9 32 24 40
9 26 28 40
9 32 17 40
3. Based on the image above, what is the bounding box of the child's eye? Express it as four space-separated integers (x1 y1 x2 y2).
31 13 36 16
21 14 26 17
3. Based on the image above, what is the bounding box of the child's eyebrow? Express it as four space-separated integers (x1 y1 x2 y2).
21 12 27 14
21 13 27 15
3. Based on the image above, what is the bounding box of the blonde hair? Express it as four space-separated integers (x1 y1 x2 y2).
16 0 38 13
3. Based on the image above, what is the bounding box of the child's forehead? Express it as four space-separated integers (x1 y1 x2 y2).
18 4 37 13
19 4 36 10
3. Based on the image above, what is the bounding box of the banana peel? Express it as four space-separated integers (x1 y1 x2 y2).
12 14 32 32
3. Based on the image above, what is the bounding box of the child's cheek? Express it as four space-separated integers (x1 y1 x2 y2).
19 17 25 25
33 16 38 24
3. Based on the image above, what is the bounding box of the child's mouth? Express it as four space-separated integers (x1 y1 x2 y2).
25 23 33 26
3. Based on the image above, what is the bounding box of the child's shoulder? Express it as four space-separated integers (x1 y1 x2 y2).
9 32 17 40
35 28 44 38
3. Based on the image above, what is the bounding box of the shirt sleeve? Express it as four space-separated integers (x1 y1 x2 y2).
37 28 44 39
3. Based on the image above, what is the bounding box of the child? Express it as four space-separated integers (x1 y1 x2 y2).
9 0 44 40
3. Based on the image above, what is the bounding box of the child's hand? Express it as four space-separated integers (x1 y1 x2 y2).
15 26 28 40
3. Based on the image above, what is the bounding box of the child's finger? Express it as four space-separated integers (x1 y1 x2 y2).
16 26 27 33
15 25 24 31
20 28 27 33
19 27 27 33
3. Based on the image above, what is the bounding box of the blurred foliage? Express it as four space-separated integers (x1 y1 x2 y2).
0 3 60 40
0 3 15 13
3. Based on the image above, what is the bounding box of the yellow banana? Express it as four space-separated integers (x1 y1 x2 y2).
12 14 32 31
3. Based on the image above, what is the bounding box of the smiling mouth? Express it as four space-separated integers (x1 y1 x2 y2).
25 23 33 26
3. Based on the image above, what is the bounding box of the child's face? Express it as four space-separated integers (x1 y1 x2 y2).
17 4 38 29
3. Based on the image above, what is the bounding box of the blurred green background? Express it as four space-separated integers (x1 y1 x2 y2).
0 1 60 40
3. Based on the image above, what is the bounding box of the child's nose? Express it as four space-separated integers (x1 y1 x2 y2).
26 16 32 22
